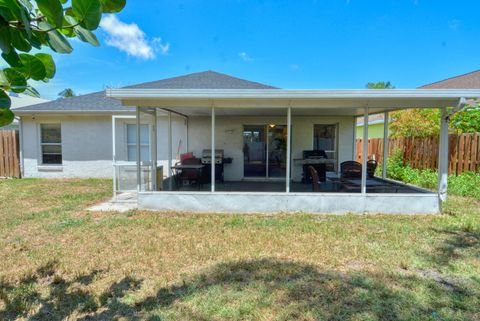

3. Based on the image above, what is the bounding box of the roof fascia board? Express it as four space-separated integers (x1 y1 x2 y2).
14 110 135 116
106 88 480 100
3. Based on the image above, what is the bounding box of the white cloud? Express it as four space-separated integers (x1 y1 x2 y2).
100 15 170 60
238 52 253 62
151 37 170 55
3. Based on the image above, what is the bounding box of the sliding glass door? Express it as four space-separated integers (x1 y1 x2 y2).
267 125 287 177
243 124 288 178
243 125 266 177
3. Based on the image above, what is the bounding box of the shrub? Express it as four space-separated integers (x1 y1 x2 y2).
382 149 480 199
448 172 480 199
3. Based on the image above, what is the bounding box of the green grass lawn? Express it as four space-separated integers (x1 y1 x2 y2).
0 178 479 321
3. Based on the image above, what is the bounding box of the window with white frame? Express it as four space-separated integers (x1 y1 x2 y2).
40 123 62 164
126 124 150 161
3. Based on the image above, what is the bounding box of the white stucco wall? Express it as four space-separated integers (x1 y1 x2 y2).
21 114 188 178
20 114 354 180
22 115 114 178
187 115 355 182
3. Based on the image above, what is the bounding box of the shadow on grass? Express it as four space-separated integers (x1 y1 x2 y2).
428 227 480 268
1 259 478 321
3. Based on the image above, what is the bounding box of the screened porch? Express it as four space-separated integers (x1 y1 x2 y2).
106 88 479 214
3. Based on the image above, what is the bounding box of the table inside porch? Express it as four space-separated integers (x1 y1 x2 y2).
327 177 403 193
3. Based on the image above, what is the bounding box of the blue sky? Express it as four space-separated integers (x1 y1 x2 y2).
35 0 480 99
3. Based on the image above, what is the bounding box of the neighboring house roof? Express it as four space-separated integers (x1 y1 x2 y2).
3 93 49 128
358 69 480 125
9 93 49 109
356 113 385 126
419 70 480 89
14 71 277 113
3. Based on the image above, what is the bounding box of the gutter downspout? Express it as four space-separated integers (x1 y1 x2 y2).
448 97 467 117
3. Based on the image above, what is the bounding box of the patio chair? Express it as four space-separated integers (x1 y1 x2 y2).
367 159 378 178
307 165 321 192
340 161 362 179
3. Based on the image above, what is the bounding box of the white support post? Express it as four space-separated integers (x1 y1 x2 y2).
168 111 172 191
266 126 269 179
151 109 158 191
382 111 389 179
286 106 292 192
136 107 141 192
112 116 116 198
211 105 215 192
352 116 357 162
185 117 189 152
438 107 449 203
361 106 369 194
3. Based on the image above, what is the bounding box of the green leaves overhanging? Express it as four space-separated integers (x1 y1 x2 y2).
72 0 102 30
0 0 127 126
0 107 14 127
18 53 47 81
35 53 56 79
37 0 64 28
100 0 126 13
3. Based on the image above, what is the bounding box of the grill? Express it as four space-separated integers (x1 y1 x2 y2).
301 150 328 184
201 149 225 183
201 149 224 164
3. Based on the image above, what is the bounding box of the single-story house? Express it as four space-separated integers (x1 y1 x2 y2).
14 71 480 214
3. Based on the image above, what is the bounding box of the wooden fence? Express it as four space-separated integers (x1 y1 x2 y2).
0 130 21 178
356 133 480 175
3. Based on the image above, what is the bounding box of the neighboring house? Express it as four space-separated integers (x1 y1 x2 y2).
356 70 480 138
1 93 49 131
419 69 480 89
15 70 480 214
356 114 386 139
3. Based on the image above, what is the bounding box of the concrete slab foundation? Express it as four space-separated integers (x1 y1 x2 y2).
138 192 440 215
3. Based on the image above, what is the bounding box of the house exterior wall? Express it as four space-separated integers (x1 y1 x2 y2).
187 115 355 182
20 114 354 181
22 115 114 178
356 123 385 139
20 114 187 178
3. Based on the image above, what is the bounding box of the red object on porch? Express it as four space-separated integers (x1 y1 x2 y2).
180 152 194 162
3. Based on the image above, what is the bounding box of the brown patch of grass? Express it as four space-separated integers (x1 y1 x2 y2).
0 179 479 320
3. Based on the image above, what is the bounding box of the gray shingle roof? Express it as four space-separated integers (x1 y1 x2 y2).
15 71 277 113
419 70 480 89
